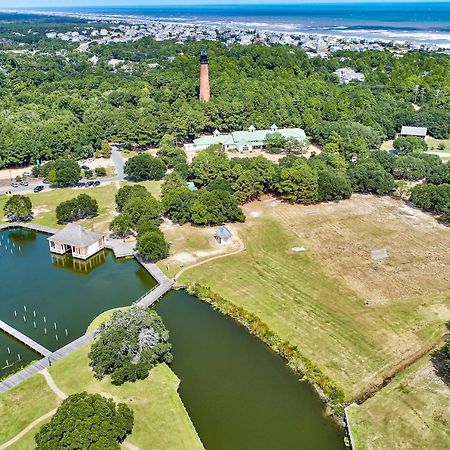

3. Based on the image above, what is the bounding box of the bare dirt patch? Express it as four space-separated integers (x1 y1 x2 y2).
244 194 450 304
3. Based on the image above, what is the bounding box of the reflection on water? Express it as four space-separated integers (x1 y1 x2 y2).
51 250 107 274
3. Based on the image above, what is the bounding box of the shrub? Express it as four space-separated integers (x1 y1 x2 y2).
95 166 107 177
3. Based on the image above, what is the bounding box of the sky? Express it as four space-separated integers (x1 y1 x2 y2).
1 0 449 7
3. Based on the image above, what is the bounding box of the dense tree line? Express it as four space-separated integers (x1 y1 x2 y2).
110 184 170 261
0 27 449 168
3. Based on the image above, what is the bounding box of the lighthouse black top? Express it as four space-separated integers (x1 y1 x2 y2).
200 48 208 64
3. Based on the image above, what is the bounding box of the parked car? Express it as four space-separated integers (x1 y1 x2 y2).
81 165 90 171
33 185 44 193
43 178 49 184
11 182 19 188
22 171 31 177
77 182 86 188
93 180 101 187
86 181 94 187
20 181 29 186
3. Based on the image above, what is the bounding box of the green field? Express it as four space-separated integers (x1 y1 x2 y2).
427 137 450 152
178 201 450 401
347 355 450 450
0 374 58 444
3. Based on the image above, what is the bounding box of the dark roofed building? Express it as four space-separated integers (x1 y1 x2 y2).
48 223 105 260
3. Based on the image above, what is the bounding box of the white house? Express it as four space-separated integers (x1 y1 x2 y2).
48 224 105 260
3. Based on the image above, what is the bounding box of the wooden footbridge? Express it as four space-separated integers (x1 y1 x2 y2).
0 319 52 357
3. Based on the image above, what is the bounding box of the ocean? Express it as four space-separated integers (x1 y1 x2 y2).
12 2 450 46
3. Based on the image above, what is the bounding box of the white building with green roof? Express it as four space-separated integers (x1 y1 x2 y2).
184 124 307 153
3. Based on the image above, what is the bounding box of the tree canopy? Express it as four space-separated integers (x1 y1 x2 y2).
3 195 33 222
89 307 173 385
35 392 133 449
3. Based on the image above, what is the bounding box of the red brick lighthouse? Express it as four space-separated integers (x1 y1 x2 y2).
199 48 210 102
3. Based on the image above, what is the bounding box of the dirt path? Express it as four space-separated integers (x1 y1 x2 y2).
41 369 67 401
0 408 58 449
174 227 245 282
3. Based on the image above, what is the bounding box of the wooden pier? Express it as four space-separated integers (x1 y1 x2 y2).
0 319 52 357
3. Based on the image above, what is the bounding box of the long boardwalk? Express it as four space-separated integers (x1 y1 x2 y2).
0 319 52 357
0 222 58 234
0 333 94 394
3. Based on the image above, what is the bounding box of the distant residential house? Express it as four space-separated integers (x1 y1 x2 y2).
48 224 105 260
185 124 307 153
214 226 232 245
334 67 365 85
399 126 428 138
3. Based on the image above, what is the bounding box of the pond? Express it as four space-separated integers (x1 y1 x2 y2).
157 290 344 450
1 228 344 449
0 228 156 378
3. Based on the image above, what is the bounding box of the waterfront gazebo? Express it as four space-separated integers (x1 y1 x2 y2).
48 224 105 260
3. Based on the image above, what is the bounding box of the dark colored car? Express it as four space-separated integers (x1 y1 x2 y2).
81 165 90 171
86 181 94 187
93 180 101 187
77 182 86 188
33 185 44 193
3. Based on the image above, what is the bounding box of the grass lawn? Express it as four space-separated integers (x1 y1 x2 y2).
426 137 450 152
178 195 450 401
0 374 58 444
0 180 162 233
157 222 242 279
49 345 203 450
347 355 450 450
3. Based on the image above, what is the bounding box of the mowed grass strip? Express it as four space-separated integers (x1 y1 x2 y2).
347 355 450 450
49 345 203 450
0 374 58 444
179 214 449 400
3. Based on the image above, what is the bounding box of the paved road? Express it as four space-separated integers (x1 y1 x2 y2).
0 149 126 195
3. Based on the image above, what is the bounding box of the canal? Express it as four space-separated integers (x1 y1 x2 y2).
157 290 344 450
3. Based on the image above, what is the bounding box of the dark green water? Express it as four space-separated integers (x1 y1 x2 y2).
157 290 344 450
0 228 156 378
